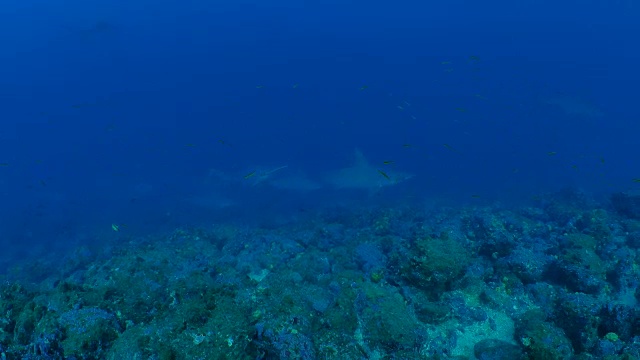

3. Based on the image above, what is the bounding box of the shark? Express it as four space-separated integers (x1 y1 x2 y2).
542 93 604 118
324 149 414 192
184 192 236 211
268 173 323 192
245 166 324 192
244 166 289 187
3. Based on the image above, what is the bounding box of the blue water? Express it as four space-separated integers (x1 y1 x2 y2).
0 1 639 357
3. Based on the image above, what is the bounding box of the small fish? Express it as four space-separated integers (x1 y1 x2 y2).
359 85 369 91
403 101 411 106
469 55 480 62
185 143 196 147
397 105 405 111
111 224 119 232
599 157 605 164
244 171 257 179
570 164 578 170
441 61 451 65
377 169 391 180
263 165 288 176
474 94 488 100
383 161 395 165
443 143 461 154
256 85 264 89
633 179 640 183
410 115 417 120
0 163 8 166
471 195 481 198
292 83 299 88
402 144 413 148
547 152 557 156
218 139 233 147
455 107 467 113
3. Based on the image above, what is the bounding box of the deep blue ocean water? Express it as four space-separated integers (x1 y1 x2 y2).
2 0 637 262
1 1 639 358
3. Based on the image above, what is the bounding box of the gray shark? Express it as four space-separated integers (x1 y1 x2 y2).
268 173 323 192
324 149 414 191
542 93 604 118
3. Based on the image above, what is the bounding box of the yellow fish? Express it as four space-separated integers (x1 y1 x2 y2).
377 170 391 180
443 143 461 154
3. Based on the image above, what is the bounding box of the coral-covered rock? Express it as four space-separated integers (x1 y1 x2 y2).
611 191 640 219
